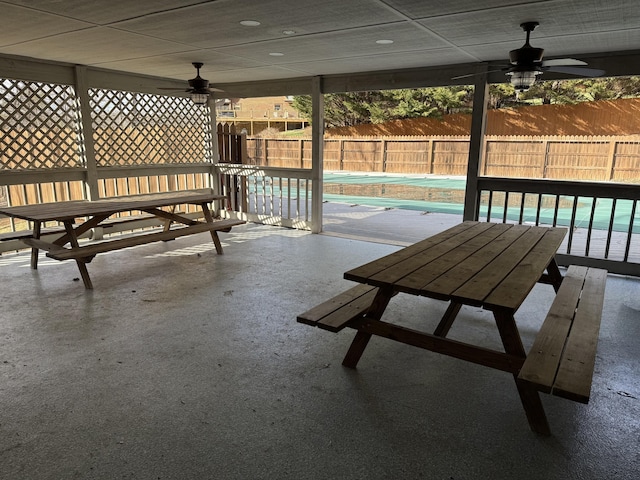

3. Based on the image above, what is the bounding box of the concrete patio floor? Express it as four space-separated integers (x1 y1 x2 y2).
0 210 639 479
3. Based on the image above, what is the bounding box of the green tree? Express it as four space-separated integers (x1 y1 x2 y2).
292 76 640 127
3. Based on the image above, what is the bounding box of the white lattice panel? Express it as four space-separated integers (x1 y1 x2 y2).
0 79 83 170
90 90 213 167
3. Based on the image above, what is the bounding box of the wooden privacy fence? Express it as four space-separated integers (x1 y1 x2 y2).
245 135 640 181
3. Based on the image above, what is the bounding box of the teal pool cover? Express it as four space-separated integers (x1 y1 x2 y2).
321 173 639 233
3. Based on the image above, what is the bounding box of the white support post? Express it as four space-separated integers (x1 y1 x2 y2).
74 66 100 201
310 76 324 233
463 70 489 221
209 97 221 196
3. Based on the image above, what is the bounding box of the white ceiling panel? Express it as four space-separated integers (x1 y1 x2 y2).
0 0 199 25
0 27 192 65
0 0 638 86
287 48 468 76
0 3 91 46
214 23 454 66
380 0 554 19
114 0 405 48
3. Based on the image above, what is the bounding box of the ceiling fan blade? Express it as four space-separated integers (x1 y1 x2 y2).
208 87 225 93
451 68 506 80
541 58 587 67
157 87 190 91
545 66 605 77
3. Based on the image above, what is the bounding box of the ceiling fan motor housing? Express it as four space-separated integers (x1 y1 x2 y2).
509 45 544 66
188 62 210 94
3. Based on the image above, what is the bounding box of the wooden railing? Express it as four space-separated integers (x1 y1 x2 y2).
477 176 640 276
214 163 313 230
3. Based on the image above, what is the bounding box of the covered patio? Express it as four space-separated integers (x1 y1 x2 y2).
0 217 638 479
1 1 640 478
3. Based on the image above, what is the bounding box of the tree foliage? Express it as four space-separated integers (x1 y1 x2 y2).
292 77 640 127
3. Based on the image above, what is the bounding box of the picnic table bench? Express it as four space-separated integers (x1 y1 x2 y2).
297 221 607 435
518 265 607 404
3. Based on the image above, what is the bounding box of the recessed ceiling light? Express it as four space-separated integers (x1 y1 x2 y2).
269 52 285 56
376 39 394 44
240 20 261 27
282 30 296 35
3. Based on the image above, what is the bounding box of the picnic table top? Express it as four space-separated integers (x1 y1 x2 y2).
344 221 567 312
0 189 224 222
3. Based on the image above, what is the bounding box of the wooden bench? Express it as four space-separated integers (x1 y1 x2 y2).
297 284 379 332
0 226 69 242
30 218 245 262
518 265 607 404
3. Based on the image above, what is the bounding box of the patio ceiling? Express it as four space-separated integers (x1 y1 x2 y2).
1 0 640 93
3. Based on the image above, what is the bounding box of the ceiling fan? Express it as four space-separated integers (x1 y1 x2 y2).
158 62 223 104
454 22 605 91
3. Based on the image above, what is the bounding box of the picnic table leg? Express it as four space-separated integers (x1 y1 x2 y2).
546 258 563 292
30 221 41 270
493 309 550 435
201 202 224 254
433 301 463 337
64 220 93 290
342 286 394 369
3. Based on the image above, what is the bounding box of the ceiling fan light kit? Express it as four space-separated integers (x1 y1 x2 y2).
452 22 604 90
508 69 542 91
190 92 209 105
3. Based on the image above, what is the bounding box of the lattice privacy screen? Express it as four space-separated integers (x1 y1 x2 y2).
0 79 83 171
89 89 213 167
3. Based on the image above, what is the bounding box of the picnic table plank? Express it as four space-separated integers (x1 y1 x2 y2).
448 225 547 306
484 228 567 311
518 266 586 392
426 224 532 298
392 223 508 296
344 221 478 281
553 267 607 402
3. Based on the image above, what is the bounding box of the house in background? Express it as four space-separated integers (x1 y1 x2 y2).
215 96 309 134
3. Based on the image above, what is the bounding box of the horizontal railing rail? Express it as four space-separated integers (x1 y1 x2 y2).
476 176 640 276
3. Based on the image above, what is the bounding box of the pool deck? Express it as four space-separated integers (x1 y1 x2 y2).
322 201 640 264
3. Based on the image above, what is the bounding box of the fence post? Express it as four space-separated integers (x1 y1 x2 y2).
339 138 345 171
542 138 550 178
428 139 434 174
606 139 618 180
381 139 388 173
263 138 269 166
299 139 304 168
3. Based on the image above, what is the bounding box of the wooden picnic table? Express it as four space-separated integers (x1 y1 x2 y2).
301 221 577 434
0 189 244 289
300 221 609 434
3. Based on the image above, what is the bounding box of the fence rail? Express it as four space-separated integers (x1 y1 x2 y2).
246 135 640 181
